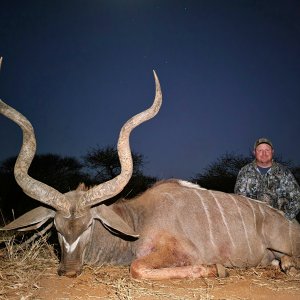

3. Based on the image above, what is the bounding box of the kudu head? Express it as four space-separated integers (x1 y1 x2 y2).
0 71 162 277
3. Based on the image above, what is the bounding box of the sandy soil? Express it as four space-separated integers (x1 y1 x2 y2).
18 265 300 300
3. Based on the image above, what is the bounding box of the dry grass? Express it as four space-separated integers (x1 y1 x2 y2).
86 265 214 299
0 231 58 300
0 231 300 300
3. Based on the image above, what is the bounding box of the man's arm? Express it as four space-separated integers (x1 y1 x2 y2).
234 167 250 196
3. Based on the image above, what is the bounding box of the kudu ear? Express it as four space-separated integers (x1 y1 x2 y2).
1 206 55 231
92 205 139 238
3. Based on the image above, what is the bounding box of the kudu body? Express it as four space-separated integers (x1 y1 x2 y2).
1 72 300 279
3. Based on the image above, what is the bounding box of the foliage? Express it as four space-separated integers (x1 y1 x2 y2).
0 154 91 223
83 145 157 199
83 146 144 181
191 152 252 192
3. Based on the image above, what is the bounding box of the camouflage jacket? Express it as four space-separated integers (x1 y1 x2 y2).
234 161 300 220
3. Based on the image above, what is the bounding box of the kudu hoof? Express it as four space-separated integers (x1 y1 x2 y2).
216 264 228 278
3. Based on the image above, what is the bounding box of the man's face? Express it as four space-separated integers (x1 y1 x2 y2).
254 143 273 166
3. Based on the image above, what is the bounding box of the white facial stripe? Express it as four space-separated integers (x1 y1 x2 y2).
62 236 80 253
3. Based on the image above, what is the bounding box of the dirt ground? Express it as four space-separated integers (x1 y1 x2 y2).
14 265 300 300
1 239 299 300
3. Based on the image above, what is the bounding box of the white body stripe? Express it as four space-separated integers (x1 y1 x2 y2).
195 190 218 252
210 191 236 248
229 194 253 255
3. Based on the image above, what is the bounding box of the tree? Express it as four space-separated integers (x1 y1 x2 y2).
291 166 300 185
83 146 144 181
83 146 157 199
0 154 91 222
191 152 252 192
28 154 92 192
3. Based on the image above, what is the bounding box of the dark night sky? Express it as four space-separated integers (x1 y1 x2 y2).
0 0 300 180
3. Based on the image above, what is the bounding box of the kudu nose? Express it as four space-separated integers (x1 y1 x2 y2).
58 268 82 277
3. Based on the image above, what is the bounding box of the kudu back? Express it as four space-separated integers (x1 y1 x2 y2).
1 72 300 279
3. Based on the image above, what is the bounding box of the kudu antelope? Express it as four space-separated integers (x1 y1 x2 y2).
1 72 300 279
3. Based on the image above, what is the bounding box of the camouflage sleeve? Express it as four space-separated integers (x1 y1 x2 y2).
280 170 300 220
234 166 251 197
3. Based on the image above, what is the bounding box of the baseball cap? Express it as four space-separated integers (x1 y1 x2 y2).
254 138 273 149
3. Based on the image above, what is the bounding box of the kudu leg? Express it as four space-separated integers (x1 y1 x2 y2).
131 261 222 280
130 234 227 279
